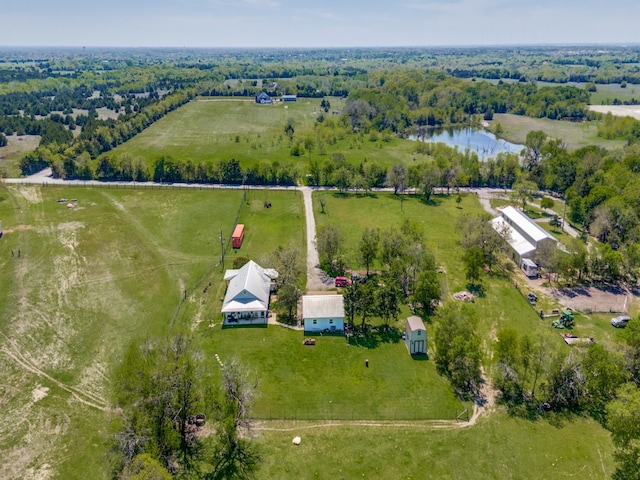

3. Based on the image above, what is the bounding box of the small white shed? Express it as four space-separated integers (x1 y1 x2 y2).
406 316 427 355
302 295 344 333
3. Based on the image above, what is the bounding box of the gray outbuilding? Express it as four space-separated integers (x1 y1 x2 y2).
405 316 427 355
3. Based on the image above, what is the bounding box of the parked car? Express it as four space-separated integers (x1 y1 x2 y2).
334 276 351 287
611 315 631 328
350 273 367 283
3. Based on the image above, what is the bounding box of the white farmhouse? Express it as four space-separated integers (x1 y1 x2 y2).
302 295 345 333
490 206 557 277
221 260 278 325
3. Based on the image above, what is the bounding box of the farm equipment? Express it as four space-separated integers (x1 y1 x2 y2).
552 309 575 329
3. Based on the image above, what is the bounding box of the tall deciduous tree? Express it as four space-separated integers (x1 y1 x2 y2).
510 180 538 211
411 268 441 317
317 223 343 270
359 228 379 275
375 274 402 326
434 303 482 397
523 130 547 171
209 358 260 480
463 247 485 289
386 164 406 194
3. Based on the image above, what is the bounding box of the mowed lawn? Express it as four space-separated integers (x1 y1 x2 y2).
197 325 462 421
491 113 625 151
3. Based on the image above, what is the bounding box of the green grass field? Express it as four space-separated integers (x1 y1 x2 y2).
107 97 327 167
254 412 614 479
107 97 418 171
0 184 621 479
0 135 40 177
195 325 463 421
490 114 625 151
0 184 301 479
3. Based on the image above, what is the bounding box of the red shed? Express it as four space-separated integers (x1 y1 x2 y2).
232 224 245 249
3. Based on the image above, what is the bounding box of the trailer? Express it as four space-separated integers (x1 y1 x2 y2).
232 224 245 249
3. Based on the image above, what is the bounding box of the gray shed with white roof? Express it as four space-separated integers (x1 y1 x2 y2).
406 316 427 355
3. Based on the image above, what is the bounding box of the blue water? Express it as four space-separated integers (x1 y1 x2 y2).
412 128 524 160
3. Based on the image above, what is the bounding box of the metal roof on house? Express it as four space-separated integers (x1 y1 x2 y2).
500 206 557 244
221 260 278 313
302 295 344 319
406 316 426 334
491 217 537 257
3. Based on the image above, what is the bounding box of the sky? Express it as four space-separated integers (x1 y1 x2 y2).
0 0 638 48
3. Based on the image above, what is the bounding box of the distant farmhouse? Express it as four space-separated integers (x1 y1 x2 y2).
491 206 557 277
281 94 297 102
221 260 278 325
255 92 272 104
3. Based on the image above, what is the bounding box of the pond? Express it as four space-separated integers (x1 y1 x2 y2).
411 127 524 160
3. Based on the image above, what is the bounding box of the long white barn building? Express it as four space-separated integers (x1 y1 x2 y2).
490 206 557 276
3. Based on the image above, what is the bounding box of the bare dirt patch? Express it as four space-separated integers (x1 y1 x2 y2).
589 105 640 120
31 385 50 403
1 224 35 234
18 186 43 204
546 284 629 314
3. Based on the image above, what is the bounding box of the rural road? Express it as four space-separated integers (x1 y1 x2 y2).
4 171 578 287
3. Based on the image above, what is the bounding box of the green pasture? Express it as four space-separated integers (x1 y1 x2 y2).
255 412 614 479
0 134 40 177
490 113 625 151
0 185 299 478
589 83 640 105
107 97 418 171
0 183 626 479
107 97 319 166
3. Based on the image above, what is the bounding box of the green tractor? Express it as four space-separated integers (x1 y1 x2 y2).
552 309 575 329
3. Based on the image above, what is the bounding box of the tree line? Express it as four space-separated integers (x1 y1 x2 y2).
19 89 196 175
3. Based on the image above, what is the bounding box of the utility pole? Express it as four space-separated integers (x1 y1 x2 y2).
219 229 225 272
562 200 567 232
